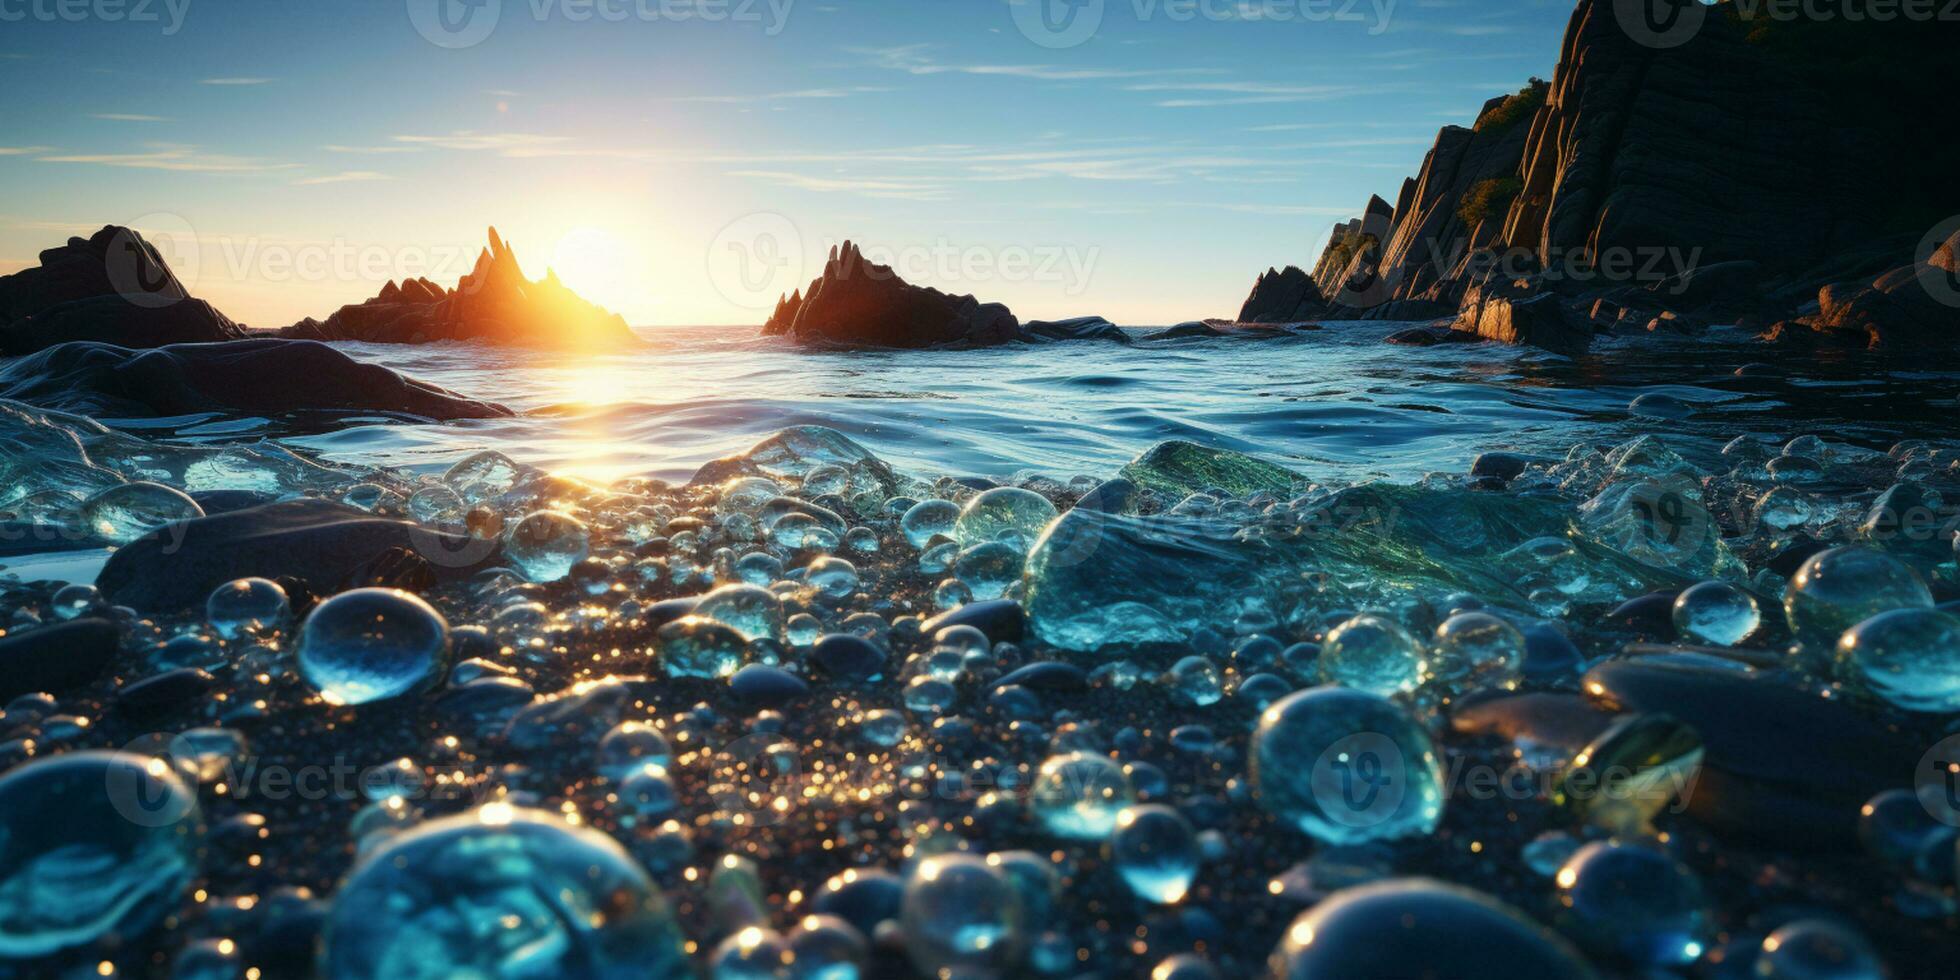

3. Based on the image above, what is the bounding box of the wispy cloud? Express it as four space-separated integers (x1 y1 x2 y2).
36 143 299 175
673 86 892 104
324 144 423 155
0 146 55 156
391 132 575 155
727 170 946 200
294 170 393 186
854 44 1217 82
91 113 171 122
201 77 273 86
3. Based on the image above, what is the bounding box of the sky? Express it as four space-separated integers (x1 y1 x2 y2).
0 0 1569 327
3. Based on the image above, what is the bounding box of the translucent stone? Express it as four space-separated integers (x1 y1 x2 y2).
1552 713 1704 835
953 542 1023 600
1753 487 1818 532
1578 475 1736 578
902 676 958 714
934 578 974 610
900 853 1026 976
1109 804 1199 904
1270 880 1594 978
786 914 868 979
772 512 829 550
919 540 960 575
1320 615 1425 697
80 481 203 543
1858 788 1958 878
1167 656 1224 707
0 750 202 958
1031 752 1135 840
712 926 791 978
953 487 1057 549
613 764 678 828
785 613 823 647
50 583 99 620
844 526 879 553
859 709 907 747
596 721 673 780
694 583 785 642
1755 920 1885 979
504 511 591 583
297 588 449 705
1671 580 1760 646
806 556 861 600
1118 440 1301 497
657 616 750 679
442 450 522 503
734 551 783 586
719 477 786 516
1784 547 1933 651
1251 687 1445 845
1836 608 1960 713
205 577 290 640
1427 612 1524 696
360 757 424 802
1522 831 1579 877
1554 841 1710 966
321 806 689 978
407 484 467 525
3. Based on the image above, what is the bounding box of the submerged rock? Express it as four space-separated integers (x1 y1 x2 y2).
97 498 500 612
0 225 247 355
1116 441 1303 497
1269 880 1595 979
282 227 640 349
1018 316 1131 344
0 339 512 422
761 240 1020 348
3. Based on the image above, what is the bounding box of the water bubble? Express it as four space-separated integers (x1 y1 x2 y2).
954 487 1057 549
1753 487 1818 532
1109 804 1199 904
1428 612 1524 697
1858 788 1957 879
694 583 785 642
720 477 786 516
954 542 1023 600
919 539 960 575
297 588 450 705
712 925 791 978
1167 655 1224 707
786 914 868 979
859 709 908 747
1836 607 1960 713
205 577 290 640
902 676 958 714
321 806 689 978
785 613 823 647
407 484 467 525
1754 920 1885 979
735 551 784 587
1784 547 1933 651
504 511 591 583
1319 614 1425 697
1251 687 1445 845
900 853 1026 976
657 616 750 679
80 481 203 543
1270 880 1593 978
1031 751 1135 840
0 751 202 958
50 583 100 620
597 721 673 780
1554 841 1709 967
442 450 522 503
844 526 879 553
1665 581 1758 647
806 556 861 600
614 764 679 828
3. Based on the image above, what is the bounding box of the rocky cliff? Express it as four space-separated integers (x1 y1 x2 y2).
283 227 640 348
1237 0 1960 351
763 240 1021 348
0 226 246 355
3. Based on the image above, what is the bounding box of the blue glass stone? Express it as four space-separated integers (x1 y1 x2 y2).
1270 880 1593 979
901 499 961 549
1110 804 1200 904
901 853 1026 976
1753 919 1885 980
1319 614 1425 697
806 556 861 600
786 914 867 980
656 616 750 679
321 806 689 978
1836 608 1960 713
953 487 1057 549
297 588 450 706
81 481 204 544
1428 612 1525 697
0 751 202 958
1031 752 1135 840
1671 580 1761 646
1554 841 1709 966
205 577 290 640
694 583 785 642
1251 687 1445 845
504 510 591 583
1784 547 1932 652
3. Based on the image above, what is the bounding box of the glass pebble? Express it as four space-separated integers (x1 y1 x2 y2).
297 588 449 705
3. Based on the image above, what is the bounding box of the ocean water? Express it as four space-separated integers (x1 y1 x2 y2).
241 322 1960 487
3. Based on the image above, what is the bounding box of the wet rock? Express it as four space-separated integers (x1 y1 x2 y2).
1237 266 1329 324
0 617 119 700
1269 879 1595 978
97 499 500 612
729 664 809 707
1522 624 1583 679
1019 317 1130 344
337 546 438 593
501 677 636 754
190 490 281 515
921 599 1026 645
1138 321 1223 341
0 340 512 422
1117 441 1303 497
1582 657 1922 848
1469 452 1531 482
435 676 536 738
1450 692 1611 759
992 662 1087 692
1453 287 1592 357
280 228 640 349
1072 478 1139 516
0 225 247 355
115 668 216 716
1601 591 1679 637
762 241 1019 349
1383 326 1470 347
811 634 886 681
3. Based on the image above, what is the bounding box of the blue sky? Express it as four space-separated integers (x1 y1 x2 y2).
0 0 1568 326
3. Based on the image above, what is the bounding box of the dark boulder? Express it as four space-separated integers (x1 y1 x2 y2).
1138 321 1223 341
280 227 641 349
97 498 502 612
0 225 247 355
0 339 512 422
1765 228 1960 349
762 240 1020 348
0 618 120 701
1452 286 1592 357
1018 316 1130 344
1236 266 1329 324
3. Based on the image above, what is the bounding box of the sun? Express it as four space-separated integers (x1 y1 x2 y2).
549 226 637 316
